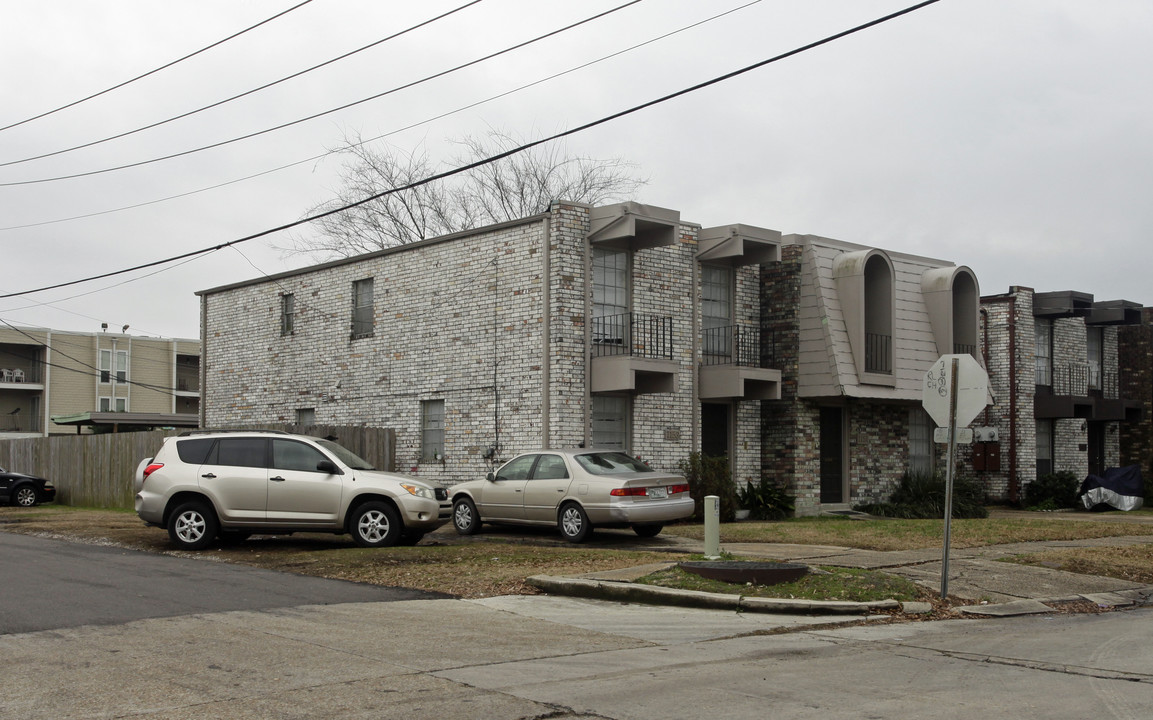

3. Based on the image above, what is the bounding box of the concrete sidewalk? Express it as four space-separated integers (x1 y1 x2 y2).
528 522 1153 618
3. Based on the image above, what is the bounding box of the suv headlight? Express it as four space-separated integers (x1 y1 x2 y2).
400 483 435 500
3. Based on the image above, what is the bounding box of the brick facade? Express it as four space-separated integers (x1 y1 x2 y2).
200 203 769 488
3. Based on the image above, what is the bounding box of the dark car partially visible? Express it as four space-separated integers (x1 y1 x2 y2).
0 467 56 507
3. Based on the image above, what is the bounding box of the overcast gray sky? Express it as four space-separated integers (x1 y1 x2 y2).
2 0 1150 340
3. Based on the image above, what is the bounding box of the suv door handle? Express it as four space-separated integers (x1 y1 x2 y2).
201 473 216 479
270 476 286 482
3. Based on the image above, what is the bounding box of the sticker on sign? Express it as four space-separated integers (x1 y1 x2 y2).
922 354 989 428
934 427 974 444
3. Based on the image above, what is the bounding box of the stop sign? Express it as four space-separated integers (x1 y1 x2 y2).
922 354 988 428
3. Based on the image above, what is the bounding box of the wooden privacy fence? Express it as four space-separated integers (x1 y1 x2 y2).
0 425 395 510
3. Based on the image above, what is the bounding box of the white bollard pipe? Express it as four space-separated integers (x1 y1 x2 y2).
703 494 721 559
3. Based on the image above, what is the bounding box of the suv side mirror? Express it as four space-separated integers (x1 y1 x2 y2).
317 460 342 475
486 472 496 482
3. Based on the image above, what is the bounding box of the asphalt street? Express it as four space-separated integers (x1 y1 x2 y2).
3 532 1152 719
0 532 444 634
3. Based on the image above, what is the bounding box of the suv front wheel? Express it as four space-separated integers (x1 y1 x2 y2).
350 501 401 547
168 501 218 550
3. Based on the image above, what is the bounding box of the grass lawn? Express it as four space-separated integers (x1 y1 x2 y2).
662 512 1153 551
3 505 1150 600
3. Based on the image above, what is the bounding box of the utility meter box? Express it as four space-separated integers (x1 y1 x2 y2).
974 427 999 442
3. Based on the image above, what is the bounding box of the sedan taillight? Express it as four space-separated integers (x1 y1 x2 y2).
668 484 690 495
610 487 648 497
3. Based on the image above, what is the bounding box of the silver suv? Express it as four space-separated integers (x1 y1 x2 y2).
135 430 449 550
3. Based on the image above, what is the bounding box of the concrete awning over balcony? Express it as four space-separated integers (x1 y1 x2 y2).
591 355 678 394
696 224 781 267
699 365 781 400
588 202 680 251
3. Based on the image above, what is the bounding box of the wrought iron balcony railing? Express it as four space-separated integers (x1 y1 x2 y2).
701 324 761 367
592 313 673 359
865 332 892 374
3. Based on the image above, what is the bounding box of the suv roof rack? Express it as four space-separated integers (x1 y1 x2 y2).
177 429 292 437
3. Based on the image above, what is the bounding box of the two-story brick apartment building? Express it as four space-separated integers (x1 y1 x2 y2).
977 288 1143 502
198 201 986 516
0 326 200 437
197 202 781 486
760 236 981 515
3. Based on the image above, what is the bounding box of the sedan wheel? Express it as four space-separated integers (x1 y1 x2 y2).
558 503 591 543
13 486 39 507
350 501 401 548
633 524 663 538
167 501 218 550
452 497 481 535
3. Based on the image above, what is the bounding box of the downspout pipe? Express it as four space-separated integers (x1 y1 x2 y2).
1008 294 1018 504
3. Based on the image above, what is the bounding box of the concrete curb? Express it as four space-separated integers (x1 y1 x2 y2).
526 575 901 615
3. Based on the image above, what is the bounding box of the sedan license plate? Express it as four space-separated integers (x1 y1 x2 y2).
647 486 668 499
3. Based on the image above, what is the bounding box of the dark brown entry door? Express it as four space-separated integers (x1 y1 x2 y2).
820 407 844 504
1087 422 1106 477
702 403 730 458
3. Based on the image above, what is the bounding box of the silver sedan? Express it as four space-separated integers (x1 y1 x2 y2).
450 449 694 542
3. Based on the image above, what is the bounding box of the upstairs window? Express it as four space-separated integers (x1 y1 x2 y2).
281 293 295 336
99 349 128 384
1087 326 1103 390
351 278 374 339
863 255 893 374
1035 319 1052 386
701 264 733 357
592 248 629 344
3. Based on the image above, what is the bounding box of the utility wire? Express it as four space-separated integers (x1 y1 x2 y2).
0 0 316 134
0 0 486 168
0 0 942 301
0 318 184 397
0 0 757 232
0 0 644 187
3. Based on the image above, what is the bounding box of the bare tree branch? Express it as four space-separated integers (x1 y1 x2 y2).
280 129 646 261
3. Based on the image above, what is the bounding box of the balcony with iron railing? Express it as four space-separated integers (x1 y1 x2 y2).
701 325 760 367
590 313 677 394
591 313 673 359
1036 362 1134 420
699 323 781 400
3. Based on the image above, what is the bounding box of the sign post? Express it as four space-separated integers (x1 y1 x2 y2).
922 354 989 600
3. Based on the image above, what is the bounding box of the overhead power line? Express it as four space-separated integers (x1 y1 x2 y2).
0 0 316 134
0 0 942 301
0 0 759 232
0 1 759 233
0 0 643 187
0 318 184 397
0 0 486 168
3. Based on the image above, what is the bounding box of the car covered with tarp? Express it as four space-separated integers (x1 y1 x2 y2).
1078 465 1144 511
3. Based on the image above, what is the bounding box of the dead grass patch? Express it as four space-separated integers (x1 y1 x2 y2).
1004 544 1153 585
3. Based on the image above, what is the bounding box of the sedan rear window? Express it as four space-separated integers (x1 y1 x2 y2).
574 452 653 475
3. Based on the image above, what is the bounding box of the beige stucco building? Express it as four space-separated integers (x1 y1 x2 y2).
0 326 199 437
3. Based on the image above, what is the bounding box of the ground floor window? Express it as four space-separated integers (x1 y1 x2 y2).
98 397 127 412
296 407 315 425
591 395 629 450
1036 419 1054 478
422 399 445 461
908 407 934 475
